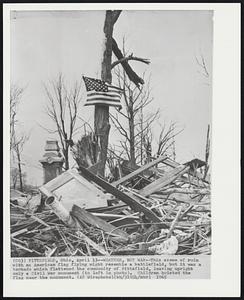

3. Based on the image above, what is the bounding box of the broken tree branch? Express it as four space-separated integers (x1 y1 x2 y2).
112 38 147 88
111 55 150 69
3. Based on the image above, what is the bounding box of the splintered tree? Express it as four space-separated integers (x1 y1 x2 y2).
43 74 83 170
95 10 151 176
95 10 121 177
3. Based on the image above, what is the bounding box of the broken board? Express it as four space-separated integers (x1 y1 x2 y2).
78 165 162 223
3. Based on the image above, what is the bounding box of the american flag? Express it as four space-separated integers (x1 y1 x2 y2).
82 76 123 109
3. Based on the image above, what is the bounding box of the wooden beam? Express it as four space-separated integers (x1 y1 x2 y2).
78 165 162 223
112 155 168 187
140 165 190 197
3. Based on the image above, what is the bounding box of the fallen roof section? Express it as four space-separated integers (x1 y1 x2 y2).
39 169 108 210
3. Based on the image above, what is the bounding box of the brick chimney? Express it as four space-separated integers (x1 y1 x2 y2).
39 140 64 184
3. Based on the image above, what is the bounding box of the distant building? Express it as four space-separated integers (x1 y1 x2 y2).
39 140 64 184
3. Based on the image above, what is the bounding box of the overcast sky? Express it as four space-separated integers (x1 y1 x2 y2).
10 10 213 186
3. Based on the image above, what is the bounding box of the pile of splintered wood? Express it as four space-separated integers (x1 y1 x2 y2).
10 155 211 257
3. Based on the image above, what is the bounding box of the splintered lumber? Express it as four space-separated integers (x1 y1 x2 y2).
10 153 211 257
11 241 34 253
78 165 162 222
93 212 139 220
109 212 139 224
71 204 129 242
112 155 168 187
140 165 190 197
180 176 206 188
30 215 51 228
167 206 183 238
11 228 28 238
160 187 210 195
76 231 109 255
87 204 128 213
46 197 108 255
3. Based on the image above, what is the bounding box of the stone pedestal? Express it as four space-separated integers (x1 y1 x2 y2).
39 140 64 184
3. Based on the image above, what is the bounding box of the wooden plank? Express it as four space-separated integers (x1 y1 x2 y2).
11 228 28 238
93 212 139 220
11 241 34 253
71 204 129 241
113 155 168 186
109 212 139 224
87 204 128 213
30 215 51 228
78 165 162 223
140 165 190 197
167 206 183 238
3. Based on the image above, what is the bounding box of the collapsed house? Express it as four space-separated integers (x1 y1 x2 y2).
10 140 211 257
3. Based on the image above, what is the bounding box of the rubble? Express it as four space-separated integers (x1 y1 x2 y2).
10 155 211 257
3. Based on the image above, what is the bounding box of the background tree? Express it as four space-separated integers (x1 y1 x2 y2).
13 135 29 192
10 84 24 150
195 52 210 85
155 122 183 160
10 84 29 192
110 67 159 166
204 124 210 179
10 167 19 189
195 51 211 179
43 73 83 170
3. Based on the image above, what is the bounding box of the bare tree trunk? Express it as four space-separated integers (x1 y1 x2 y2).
128 100 136 166
16 144 23 192
63 146 69 170
95 11 118 177
129 128 136 166
204 124 210 179
139 106 144 165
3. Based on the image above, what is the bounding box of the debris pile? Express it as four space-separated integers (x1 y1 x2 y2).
10 155 211 257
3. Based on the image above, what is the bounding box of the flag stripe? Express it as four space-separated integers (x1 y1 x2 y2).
87 95 121 101
87 91 121 99
107 85 123 91
84 101 122 107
